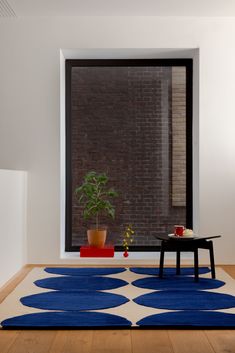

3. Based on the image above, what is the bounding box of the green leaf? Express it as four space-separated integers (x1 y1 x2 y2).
75 185 84 195
83 209 90 220
107 188 118 197
107 207 115 219
97 173 108 184
78 194 84 203
85 171 96 182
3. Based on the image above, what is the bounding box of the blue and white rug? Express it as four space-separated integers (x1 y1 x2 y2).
1 267 235 328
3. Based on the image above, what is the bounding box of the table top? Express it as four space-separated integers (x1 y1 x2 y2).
154 234 221 242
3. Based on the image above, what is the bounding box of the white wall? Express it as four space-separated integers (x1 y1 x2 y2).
0 17 235 264
0 170 27 287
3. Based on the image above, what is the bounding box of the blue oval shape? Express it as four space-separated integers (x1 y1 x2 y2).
130 267 210 276
132 276 225 291
21 291 129 311
2 311 132 328
35 276 128 291
45 267 126 276
134 290 235 310
137 311 235 327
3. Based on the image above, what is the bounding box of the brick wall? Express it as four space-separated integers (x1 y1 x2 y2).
172 67 186 207
70 65 186 247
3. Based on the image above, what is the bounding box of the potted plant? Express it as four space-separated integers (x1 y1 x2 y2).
75 171 118 248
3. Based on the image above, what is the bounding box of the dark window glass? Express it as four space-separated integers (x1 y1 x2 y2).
65 60 192 251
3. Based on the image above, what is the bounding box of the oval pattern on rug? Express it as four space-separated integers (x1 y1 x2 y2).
130 267 210 276
2 311 132 328
45 267 126 276
134 290 235 310
21 290 129 311
35 276 128 291
137 310 235 327
132 276 225 291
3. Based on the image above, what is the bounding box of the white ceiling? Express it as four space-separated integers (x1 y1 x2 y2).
4 0 235 17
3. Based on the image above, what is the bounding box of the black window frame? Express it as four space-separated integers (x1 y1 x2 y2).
65 58 193 252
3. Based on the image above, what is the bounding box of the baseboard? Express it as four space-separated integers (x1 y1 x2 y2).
0 265 32 303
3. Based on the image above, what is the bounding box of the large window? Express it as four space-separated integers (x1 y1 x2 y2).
65 59 192 251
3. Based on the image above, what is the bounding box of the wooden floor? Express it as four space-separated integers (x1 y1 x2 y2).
1 265 235 353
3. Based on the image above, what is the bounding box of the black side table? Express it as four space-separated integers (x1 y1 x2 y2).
154 234 221 282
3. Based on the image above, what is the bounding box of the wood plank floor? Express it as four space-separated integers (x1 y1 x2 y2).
0 265 235 353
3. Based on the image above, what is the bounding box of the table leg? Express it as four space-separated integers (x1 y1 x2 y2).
194 248 199 282
159 243 165 278
176 251 181 275
209 241 216 278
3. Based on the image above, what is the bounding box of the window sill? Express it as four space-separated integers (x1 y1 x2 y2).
60 251 193 265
